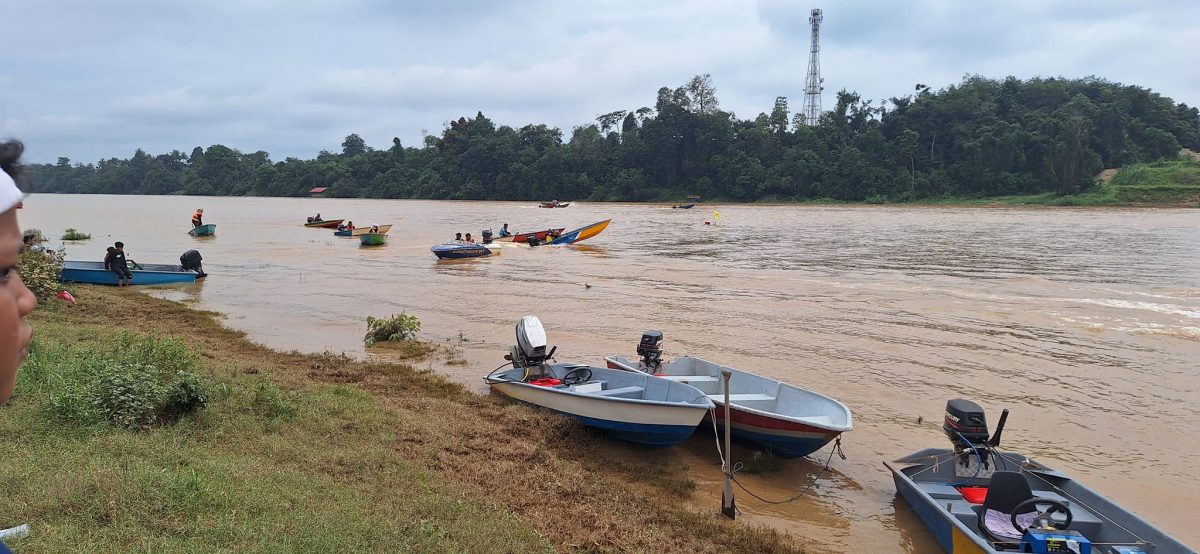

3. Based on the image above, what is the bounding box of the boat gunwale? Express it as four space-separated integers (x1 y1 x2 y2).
484 372 713 411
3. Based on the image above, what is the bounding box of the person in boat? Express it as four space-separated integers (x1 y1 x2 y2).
191 208 203 228
0 138 38 408
313 213 322 222
345 221 354 231
454 232 462 242
498 223 510 237
109 241 134 286
464 233 475 243
370 225 379 233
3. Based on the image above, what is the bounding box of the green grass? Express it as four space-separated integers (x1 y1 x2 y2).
2 308 547 552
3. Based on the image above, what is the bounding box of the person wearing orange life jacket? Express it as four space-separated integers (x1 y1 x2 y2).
191 208 203 228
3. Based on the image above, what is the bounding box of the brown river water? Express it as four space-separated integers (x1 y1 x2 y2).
23 195 1200 552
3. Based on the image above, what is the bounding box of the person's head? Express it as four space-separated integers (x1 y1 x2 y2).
0 139 37 406
455 233 462 240
465 233 473 240
502 223 508 228
115 241 124 252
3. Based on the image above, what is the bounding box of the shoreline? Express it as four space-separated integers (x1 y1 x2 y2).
4 285 814 552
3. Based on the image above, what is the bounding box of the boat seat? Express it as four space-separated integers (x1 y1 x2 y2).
657 375 720 383
593 386 644 399
707 393 775 403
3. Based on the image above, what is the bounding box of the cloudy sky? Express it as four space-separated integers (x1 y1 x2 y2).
2 0 1197 164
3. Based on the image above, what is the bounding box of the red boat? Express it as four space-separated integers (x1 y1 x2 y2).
538 201 571 208
304 218 344 228
511 228 565 243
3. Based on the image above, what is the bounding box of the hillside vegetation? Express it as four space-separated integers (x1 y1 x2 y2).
26 75 1200 203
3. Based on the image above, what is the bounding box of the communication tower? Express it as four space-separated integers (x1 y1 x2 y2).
802 8 824 126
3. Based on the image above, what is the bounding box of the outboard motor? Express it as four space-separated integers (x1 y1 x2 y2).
179 250 206 277
637 330 663 372
481 229 493 244
507 316 556 379
944 398 1008 477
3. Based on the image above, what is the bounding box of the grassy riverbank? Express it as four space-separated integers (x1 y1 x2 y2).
2 286 807 553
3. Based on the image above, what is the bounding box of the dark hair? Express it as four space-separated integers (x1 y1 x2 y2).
107 247 115 253
115 241 124 248
23 234 34 243
0 140 24 180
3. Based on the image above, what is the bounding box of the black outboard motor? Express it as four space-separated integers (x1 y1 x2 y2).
481 229 493 244
179 249 206 277
527 237 541 247
637 330 663 372
944 398 1008 475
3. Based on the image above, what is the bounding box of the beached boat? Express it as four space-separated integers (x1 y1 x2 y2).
886 399 1194 554
509 228 565 243
188 224 216 236
359 232 387 246
486 316 713 446
304 218 344 228
548 219 610 245
607 339 851 458
431 242 501 259
60 261 203 286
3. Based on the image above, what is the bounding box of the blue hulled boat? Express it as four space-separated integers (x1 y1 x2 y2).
431 242 501 259
60 261 203 286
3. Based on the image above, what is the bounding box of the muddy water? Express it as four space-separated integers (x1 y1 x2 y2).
24 195 1199 551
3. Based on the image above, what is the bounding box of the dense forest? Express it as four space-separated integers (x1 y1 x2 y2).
26 75 1200 202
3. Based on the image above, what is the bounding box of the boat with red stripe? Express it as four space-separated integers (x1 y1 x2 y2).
605 330 852 458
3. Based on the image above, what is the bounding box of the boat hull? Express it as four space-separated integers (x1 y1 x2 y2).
549 219 610 245
359 233 387 246
60 261 199 286
512 228 565 243
304 219 344 228
333 229 352 237
486 364 711 447
189 224 216 236
606 355 851 458
432 243 500 259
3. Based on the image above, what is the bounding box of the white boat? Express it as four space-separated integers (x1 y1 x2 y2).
605 331 852 458
485 317 712 446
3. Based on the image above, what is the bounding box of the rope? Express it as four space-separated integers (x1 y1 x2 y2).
726 436 846 505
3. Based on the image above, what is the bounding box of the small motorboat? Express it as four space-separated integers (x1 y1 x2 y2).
304 218 344 228
672 204 695 209
486 317 713 446
886 399 1194 554
606 331 852 458
351 224 392 236
333 229 352 237
548 219 610 245
431 242 501 259
61 250 207 286
359 232 387 246
188 224 216 236
510 228 565 243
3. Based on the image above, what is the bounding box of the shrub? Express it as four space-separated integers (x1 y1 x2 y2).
364 313 421 347
17 246 65 301
21 227 47 242
62 227 91 240
22 334 209 429
252 380 299 421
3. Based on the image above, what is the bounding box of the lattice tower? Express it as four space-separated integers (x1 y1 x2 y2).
802 8 823 126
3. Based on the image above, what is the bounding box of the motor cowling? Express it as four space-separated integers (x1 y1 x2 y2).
944 398 990 452
179 250 205 276
516 316 548 364
637 330 663 370
481 229 493 244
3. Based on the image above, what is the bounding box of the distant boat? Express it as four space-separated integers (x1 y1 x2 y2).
539 200 571 208
304 218 344 228
548 219 611 245
60 261 203 286
188 224 216 236
351 224 392 236
431 242 501 259
359 232 387 246
671 204 695 209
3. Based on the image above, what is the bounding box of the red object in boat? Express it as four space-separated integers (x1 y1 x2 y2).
511 228 565 243
56 290 77 304
957 486 988 504
529 378 562 387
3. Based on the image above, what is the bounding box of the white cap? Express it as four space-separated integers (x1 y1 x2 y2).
0 170 23 213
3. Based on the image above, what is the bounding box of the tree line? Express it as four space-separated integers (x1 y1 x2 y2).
26 75 1200 202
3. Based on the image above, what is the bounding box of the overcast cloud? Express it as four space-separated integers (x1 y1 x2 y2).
2 0 1197 163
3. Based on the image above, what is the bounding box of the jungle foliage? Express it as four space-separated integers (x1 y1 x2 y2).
26 75 1200 202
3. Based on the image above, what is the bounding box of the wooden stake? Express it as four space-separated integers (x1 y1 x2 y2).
721 369 735 519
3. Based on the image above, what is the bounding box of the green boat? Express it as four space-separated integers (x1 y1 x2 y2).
359 232 387 246
189 224 216 236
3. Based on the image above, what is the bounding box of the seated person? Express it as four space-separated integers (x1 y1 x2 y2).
498 223 510 237
464 233 475 243
346 221 355 231
454 233 463 242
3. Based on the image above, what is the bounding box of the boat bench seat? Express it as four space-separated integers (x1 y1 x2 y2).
658 375 721 383
708 393 776 403
593 386 644 399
